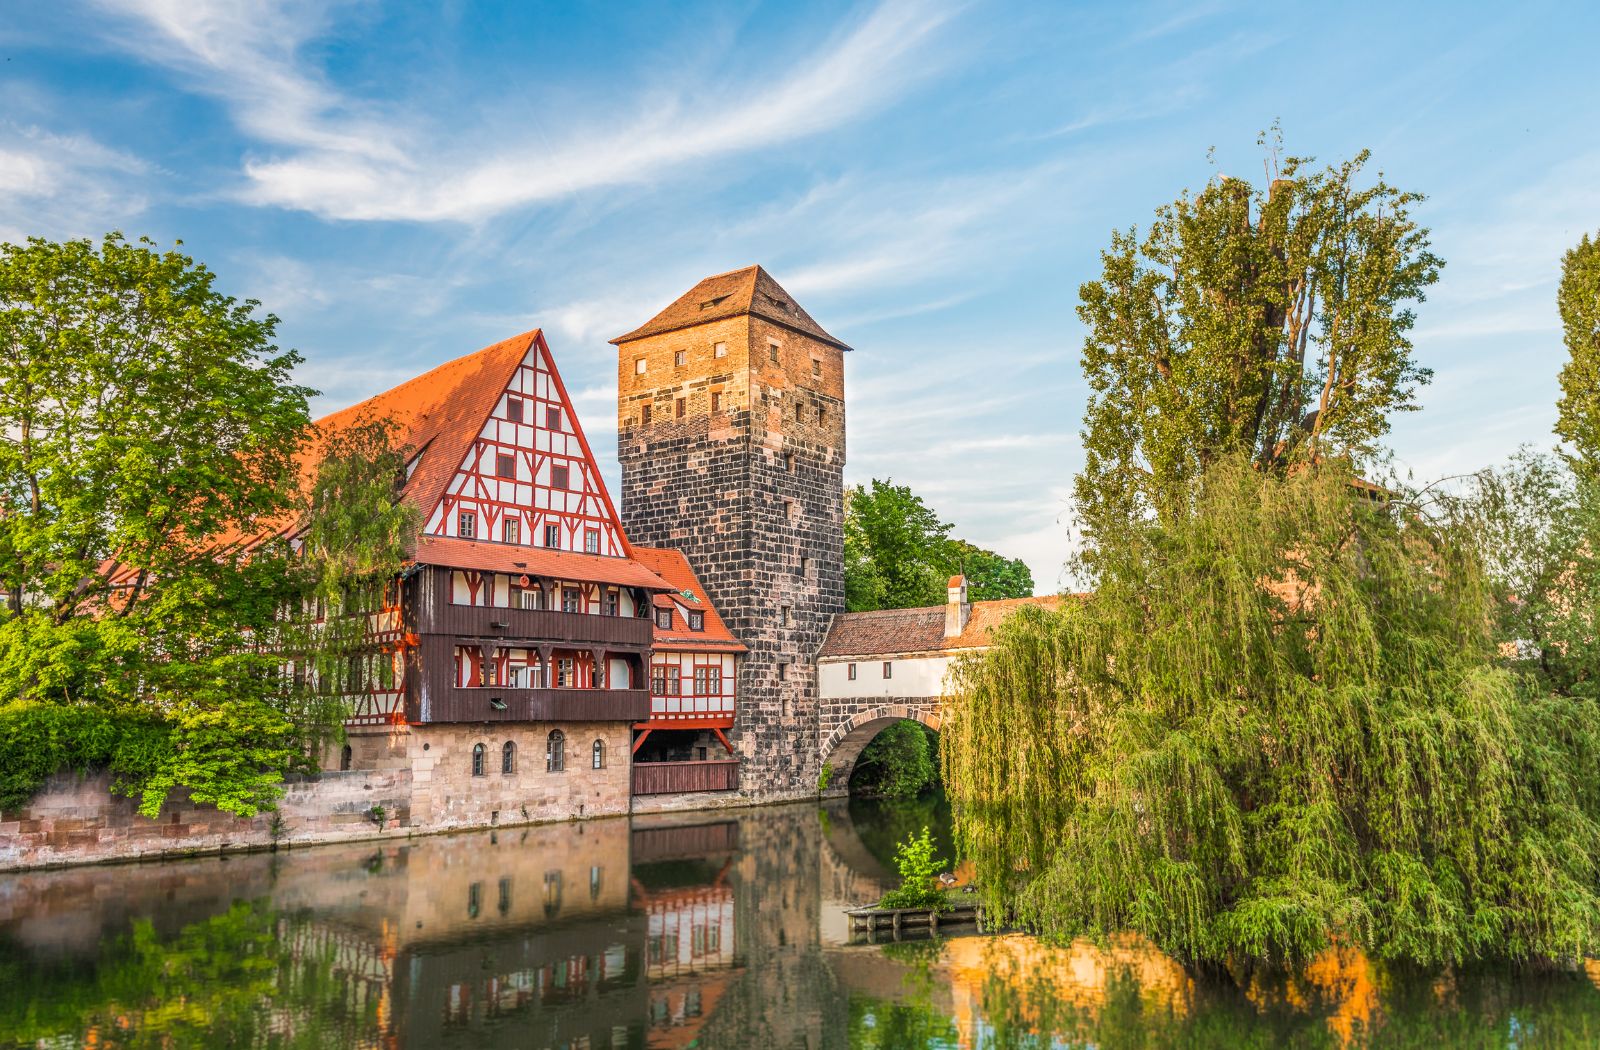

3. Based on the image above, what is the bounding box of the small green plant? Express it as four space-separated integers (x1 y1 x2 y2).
877 825 949 911
817 763 834 793
369 804 387 831
267 813 286 846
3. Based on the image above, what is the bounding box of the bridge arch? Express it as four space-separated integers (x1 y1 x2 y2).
818 701 941 797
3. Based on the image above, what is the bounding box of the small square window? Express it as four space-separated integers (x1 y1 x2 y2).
882 661 893 679
551 465 570 490
688 611 704 632
502 518 520 544
546 406 561 430
710 391 721 413
544 523 560 548
768 342 779 364
847 663 857 681
714 341 727 358
655 608 672 630
458 511 476 539
562 589 581 613
811 359 821 377
585 528 600 554
506 398 523 423
640 403 652 425
635 358 647 375
496 452 515 478
674 349 687 368
675 397 686 419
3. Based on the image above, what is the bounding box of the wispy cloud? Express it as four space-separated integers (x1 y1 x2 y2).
0 124 153 241
95 0 958 223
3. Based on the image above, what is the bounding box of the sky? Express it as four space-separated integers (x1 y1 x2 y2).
3 0 1598 594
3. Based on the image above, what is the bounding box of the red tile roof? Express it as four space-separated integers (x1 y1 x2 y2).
631 547 745 651
610 265 851 351
413 536 673 591
818 596 1065 658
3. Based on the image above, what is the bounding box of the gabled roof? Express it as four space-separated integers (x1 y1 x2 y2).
311 330 534 521
413 536 673 591
817 595 1066 658
631 546 745 652
610 265 851 351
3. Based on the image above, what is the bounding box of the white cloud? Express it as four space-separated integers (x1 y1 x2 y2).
95 0 957 223
0 124 152 241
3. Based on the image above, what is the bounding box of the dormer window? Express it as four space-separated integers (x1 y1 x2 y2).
655 608 672 630
688 611 704 632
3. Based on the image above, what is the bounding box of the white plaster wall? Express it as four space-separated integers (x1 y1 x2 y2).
817 654 950 700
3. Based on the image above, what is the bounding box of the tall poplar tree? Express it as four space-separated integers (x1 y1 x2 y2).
1556 232 1600 478
1074 137 1440 549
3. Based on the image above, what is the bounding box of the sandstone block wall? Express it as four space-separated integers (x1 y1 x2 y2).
617 313 846 801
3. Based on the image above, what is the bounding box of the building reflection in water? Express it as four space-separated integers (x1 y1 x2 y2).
6 800 1600 1048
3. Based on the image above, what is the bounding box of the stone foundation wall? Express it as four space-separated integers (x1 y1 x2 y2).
0 767 414 871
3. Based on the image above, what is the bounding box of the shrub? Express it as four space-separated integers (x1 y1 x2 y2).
878 825 949 911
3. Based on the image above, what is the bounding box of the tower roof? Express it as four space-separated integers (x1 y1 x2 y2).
610 265 851 351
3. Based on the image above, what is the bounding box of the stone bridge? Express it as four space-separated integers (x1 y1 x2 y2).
817 696 942 797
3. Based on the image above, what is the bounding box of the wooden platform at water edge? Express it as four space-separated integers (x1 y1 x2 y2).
845 901 984 942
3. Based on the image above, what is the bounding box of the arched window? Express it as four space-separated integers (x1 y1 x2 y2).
340 744 352 771
471 742 486 777
592 739 606 769
546 730 565 772
502 740 517 775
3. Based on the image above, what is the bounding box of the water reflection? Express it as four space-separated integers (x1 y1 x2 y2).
4 796 1600 1048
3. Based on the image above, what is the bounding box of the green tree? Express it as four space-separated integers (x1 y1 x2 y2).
1556 232 1600 479
878 825 948 910
1075 137 1441 550
845 480 1034 610
944 458 1600 967
1471 447 1600 701
0 234 414 815
851 721 938 798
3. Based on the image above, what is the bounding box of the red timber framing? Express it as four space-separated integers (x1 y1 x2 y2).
424 334 629 558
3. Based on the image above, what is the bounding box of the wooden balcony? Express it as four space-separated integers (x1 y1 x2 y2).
631 760 740 795
418 686 651 724
425 602 652 649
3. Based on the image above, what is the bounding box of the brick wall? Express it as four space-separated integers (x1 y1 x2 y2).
617 311 846 800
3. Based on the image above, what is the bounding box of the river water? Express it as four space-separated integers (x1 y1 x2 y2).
4 794 1600 1048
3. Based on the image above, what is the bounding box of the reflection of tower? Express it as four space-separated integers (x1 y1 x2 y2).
614 267 848 797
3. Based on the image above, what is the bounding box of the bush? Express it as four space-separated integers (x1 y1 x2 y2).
878 825 949 911
0 701 168 811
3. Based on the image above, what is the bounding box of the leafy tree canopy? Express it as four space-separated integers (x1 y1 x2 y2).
944 458 1600 968
1556 231 1600 480
845 479 1034 611
1075 132 1440 550
0 234 414 816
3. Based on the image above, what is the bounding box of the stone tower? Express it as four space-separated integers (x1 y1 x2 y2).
613 266 847 798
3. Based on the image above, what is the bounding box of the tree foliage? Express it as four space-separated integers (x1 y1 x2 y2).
0 234 414 816
944 458 1600 967
1075 136 1440 549
845 479 1033 610
852 720 938 798
1469 447 1600 701
1556 232 1600 480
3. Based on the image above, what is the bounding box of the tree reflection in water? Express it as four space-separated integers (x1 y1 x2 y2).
3 799 1600 1048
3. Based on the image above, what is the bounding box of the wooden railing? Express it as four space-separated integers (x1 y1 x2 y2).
631 760 740 795
422 686 651 723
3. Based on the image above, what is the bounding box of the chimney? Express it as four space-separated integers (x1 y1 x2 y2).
945 575 970 639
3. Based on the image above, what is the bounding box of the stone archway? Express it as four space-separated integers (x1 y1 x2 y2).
817 700 941 798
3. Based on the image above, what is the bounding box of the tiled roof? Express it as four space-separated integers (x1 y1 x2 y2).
817 595 1065 658
610 265 851 351
413 536 673 591
631 547 745 651
313 330 535 519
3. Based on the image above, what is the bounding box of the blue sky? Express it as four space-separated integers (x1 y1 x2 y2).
3 1 1598 593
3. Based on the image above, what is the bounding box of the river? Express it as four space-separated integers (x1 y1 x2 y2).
4 794 1600 1047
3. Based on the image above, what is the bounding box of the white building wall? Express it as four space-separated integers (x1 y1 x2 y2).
817 654 952 700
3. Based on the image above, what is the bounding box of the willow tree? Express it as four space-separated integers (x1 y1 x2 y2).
944 459 1600 966
1075 138 1441 551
